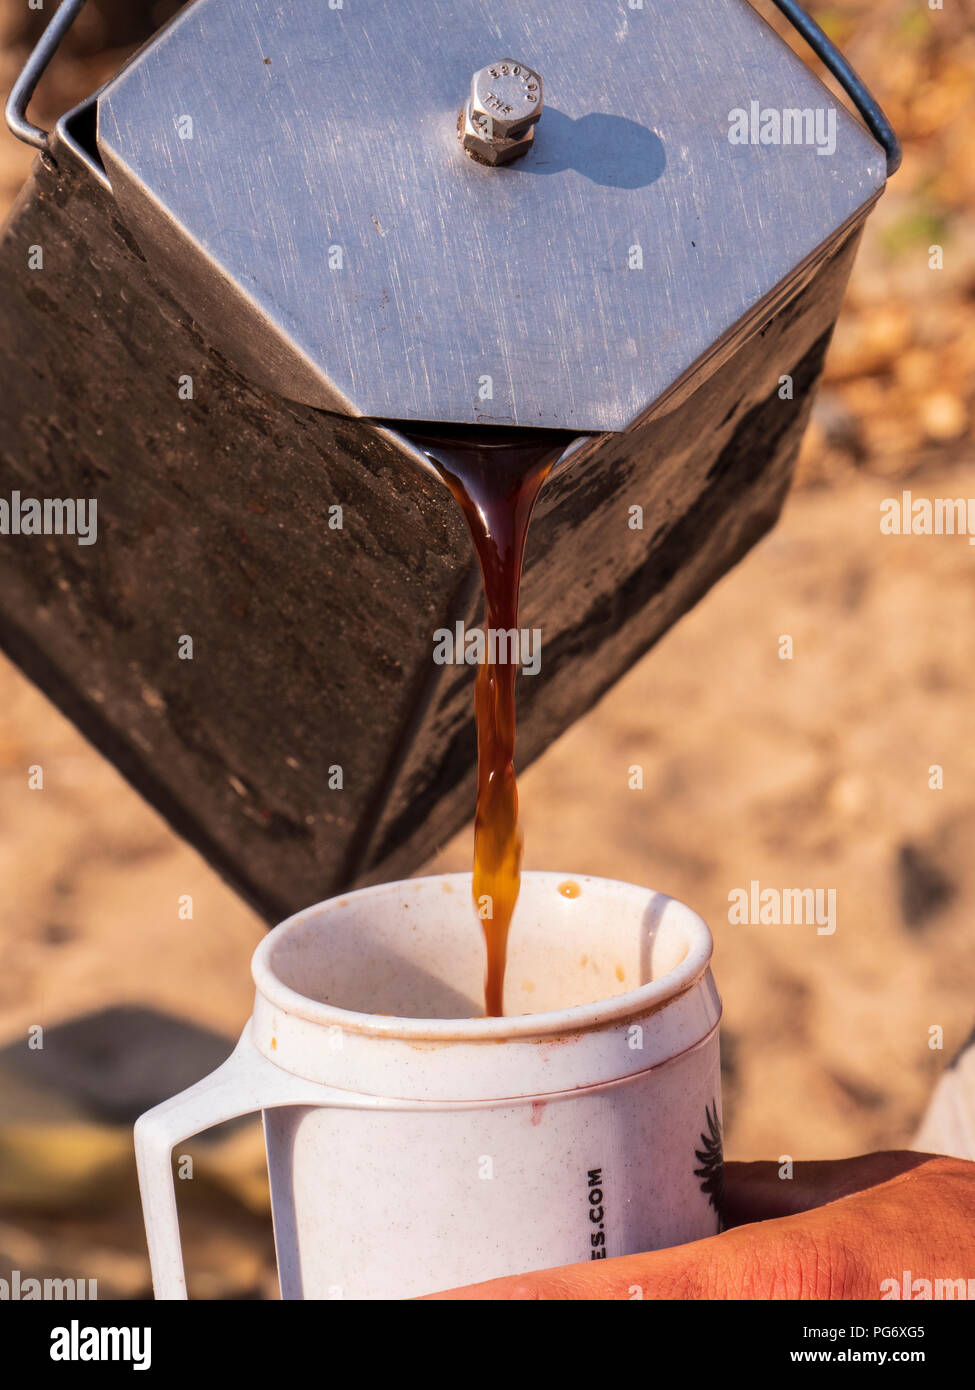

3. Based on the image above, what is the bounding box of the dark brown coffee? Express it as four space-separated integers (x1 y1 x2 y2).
410 428 574 1015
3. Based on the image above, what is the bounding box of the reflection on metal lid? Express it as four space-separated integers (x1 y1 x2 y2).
96 0 886 430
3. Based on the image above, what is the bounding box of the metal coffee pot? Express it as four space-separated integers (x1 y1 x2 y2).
1 0 897 919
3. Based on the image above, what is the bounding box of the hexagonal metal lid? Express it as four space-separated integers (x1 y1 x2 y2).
96 0 886 431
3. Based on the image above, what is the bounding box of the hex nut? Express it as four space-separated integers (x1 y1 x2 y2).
460 101 536 166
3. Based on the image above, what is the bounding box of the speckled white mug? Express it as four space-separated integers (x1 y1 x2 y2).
135 872 722 1300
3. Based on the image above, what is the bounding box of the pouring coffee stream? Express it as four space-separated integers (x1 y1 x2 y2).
408 428 579 1015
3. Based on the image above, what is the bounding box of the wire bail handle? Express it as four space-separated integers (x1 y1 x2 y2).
5 1 901 171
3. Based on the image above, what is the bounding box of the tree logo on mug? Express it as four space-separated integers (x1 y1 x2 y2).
694 1101 724 1226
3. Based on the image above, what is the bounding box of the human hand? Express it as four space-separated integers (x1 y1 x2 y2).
424 1152 975 1299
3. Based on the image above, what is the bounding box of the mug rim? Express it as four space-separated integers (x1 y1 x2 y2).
251 872 714 1042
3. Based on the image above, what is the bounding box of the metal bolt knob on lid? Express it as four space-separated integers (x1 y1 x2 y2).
461 59 543 166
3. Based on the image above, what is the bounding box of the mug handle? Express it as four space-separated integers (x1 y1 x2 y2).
134 1023 370 1299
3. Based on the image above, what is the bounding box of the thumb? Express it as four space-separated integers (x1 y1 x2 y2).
422 1209 820 1299
721 1150 935 1226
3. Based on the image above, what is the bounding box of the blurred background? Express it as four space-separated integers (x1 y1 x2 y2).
0 0 973 1297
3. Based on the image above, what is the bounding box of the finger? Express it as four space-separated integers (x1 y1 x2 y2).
722 1150 936 1226
420 1237 718 1300
424 1206 856 1300
424 1153 970 1300
423 1200 847 1300
424 1208 834 1300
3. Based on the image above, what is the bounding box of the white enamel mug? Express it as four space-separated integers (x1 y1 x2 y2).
135 872 722 1299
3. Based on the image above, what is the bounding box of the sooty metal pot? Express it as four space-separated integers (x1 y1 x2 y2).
0 0 898 919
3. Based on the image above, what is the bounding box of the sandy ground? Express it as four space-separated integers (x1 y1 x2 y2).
0 0 973 1297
